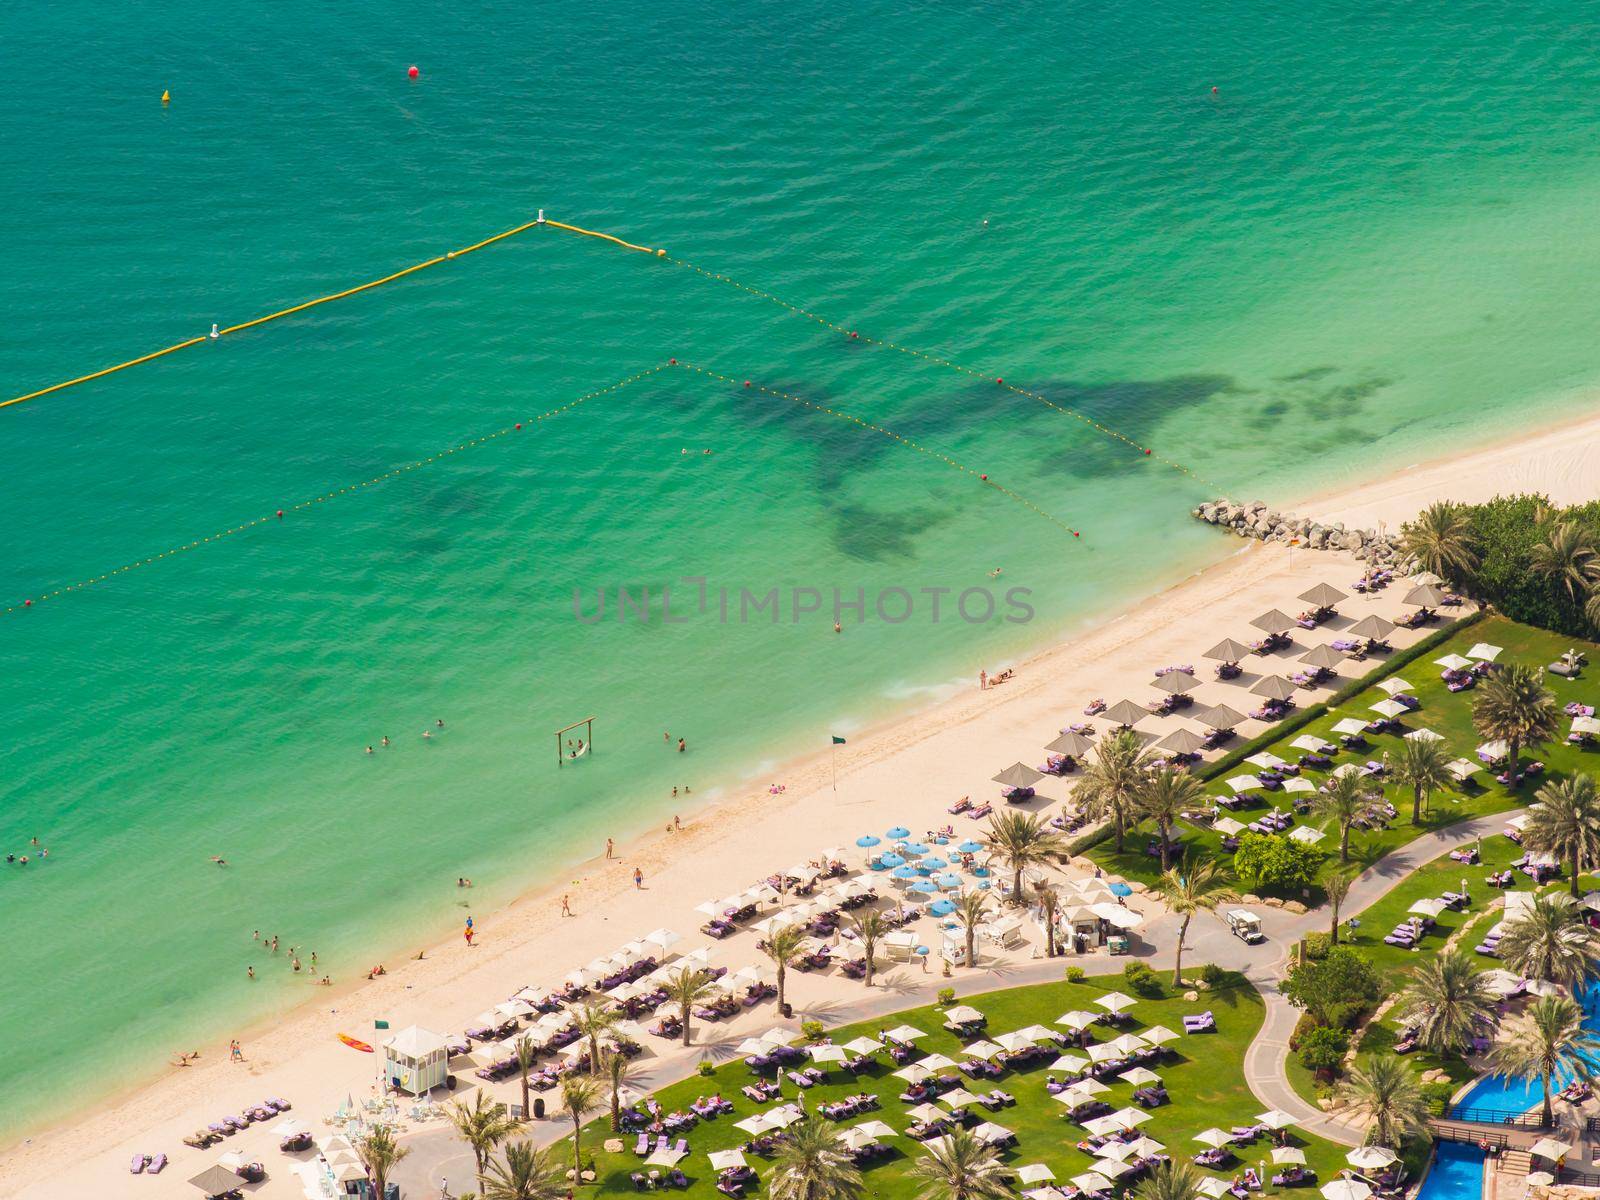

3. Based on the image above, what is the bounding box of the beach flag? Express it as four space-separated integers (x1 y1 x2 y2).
373 1019 390 1030
831 735 847 744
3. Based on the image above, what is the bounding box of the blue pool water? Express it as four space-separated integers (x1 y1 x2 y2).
1415 1143 1486 1200
1452 982 1600 1119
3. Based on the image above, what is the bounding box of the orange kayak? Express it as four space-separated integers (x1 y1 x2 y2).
337 1034 374 1053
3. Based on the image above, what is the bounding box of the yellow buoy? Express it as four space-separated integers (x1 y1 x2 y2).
161 90 170 104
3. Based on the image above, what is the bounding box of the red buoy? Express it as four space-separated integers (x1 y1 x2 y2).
1211 86 1219 94
996 377 1004 385
515 422 523 430
1073 531 1081 538
1144 449 1152 455
276 509 284 519
23 599 32 607
669 358 677 365
980 474 989 481
744 380 751 387
408 65 420 79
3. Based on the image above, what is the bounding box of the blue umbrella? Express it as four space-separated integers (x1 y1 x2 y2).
885 826 911 839
879 852 906 869
914 945 931 956
856 835 881 848
891 865 919 880
908 879 940 894
901 842 931 857
929 898 956 917
1109 882 1133 897
958 840 984 854
936 873 963 889
920 855 949 871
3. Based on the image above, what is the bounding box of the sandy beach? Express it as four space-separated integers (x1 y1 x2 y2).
12 408 1600 1198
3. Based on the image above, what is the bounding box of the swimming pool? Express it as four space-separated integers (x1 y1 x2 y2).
1450 982 1600 1119
1414 1142 1486 1200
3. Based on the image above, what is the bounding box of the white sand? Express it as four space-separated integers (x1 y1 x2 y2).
10 411 1599 1198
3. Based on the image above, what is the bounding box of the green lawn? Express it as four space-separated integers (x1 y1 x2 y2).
561 974 1347 1198
1087 616 1600 902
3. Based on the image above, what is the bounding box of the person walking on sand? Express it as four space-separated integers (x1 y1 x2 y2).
464 926 475 946
230 1040 243 1062
561 894 573 917
605 838 614 859
634 867 644 889
979 669 987 691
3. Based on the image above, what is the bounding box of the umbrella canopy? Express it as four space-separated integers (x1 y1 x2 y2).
945 1004 984 1024
1017 1164 1056 1184
1205 638 1255 662
855 834 881 848
1274 1148 1307 1166
1346 1147 1399 1170
1073 1174 1116 1193
1095 990 1136 1012
1405 583 1446 607
993 762 1045 788
1467 643 1504 662
1194 1128 1233 1148
958 839 985 854
1529 1138 1572 1161
1348 615 1395 639
188 1167 246 1197
1526 1173 1556 1188
1151 673 1193 695
1158 728 1208 755
886 825 911 839
880 852 907 869
1195 704 1247 730
1300 643 1345 669
1321 1181 1372 1200
1299 583 1347 607
646 1147 686 1167
1251 609 1294 633
1199 1179 1236 1199
1370 698 1408 719
1056 1009 1100 1030
709 1149 747 1171
1102 700 1149 727
1046 731 1096 757
1257 1109 1300 1130
1120 1066 1161 1086
1251 676 1298 701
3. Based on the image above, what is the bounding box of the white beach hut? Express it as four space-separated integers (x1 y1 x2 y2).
382 1025 449 1095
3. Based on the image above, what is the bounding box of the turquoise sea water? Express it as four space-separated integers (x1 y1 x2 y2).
7 0 1600 1139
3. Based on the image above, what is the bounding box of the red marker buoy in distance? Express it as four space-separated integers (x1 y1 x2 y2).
980 474 989 481
276 509 284 519
1211 86 1218 95
515 423 523 430
408 65 420 79
743 380 751 388
996 377 1004 385
1143 449 1152 455
24 599 33 607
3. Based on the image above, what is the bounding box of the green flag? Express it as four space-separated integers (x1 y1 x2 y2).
831 735 846 745
373 1019 390 1030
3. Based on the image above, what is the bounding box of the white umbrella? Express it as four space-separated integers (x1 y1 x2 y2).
1095 1159 1137 1179
642 928 682 951
1107 1107 1152 1131
1126 1137 1166 1157
1142 1024 1179 1045
1257 1109 1300 1130
1321 1181 1372 1200
1273 1148 1307 1165
1346 1147 1398 1171
1057 1010 1100 1031
964 1040 1005 1060
1095 1140 1142 1162
709 1149 747 1171
1018 1164 1056 1184
809 1045 847 1064
1526 1172 1556 1187
894 1064 932 1084
1095 991 1136 1013
1072 1174 1115 1193
1529 1138 1572 1161
854 1120 897 1139
883 1024 927 1043
905 1102 945 1124
1199 1179 1235 1199
1108 1033 1148 1056
763 1104 804 1129
733 1115 771 1135
645 1147 685 1167
917 1053 958 1072
1194 1128 1233 1148
1120 1066 1161 1086
1409 898 1449 918
941 1088 983 1109
945 1004 985 1024
1049 1053 1090 1072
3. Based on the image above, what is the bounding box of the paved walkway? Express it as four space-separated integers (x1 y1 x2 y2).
394 810 1516 1190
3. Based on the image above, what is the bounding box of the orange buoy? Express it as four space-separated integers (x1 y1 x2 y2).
408 65 420 79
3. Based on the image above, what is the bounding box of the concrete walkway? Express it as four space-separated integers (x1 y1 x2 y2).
394 810 1515 1191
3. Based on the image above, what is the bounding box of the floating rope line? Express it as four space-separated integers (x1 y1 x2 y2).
2 364 668 616
671 360 1082 540
1 213 661 413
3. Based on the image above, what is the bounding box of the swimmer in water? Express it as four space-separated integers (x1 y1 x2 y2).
422 730 432 740
210 855 227 866
366 746 375 755
381 736 390 747
436 719 444 729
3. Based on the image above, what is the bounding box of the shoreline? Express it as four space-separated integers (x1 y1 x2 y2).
11 407 1600 1196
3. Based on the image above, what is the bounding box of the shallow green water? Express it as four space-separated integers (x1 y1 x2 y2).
4 0 1600 1138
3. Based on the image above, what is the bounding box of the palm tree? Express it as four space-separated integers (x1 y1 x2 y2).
1488 994 1600 1127
1472 663 1560 787
1497 892 1600 987
513 1035 537 1122
763 924 809 1015
558 1073 602 1187
1132 1161 1206 1200
1076 729 1154 853
1396 951 1495 1055
1137 767 1204 872
1313 772 1380 862
1324 867 1355 946
357 1124 409 1200
1400 501 1477 583
767 1119 863 1200
481 1141 568 1200
1524 773 1600 897
906 1126 1012 1199
448 1091 516 1193
953 892 990 969
1387 736 1452 826
1035 883 1062 957
572 996 620 1075
984 810 1070 904
663 966 717 1048
847 908 887 988
1153 855 1237 986
1336 1054 1430 1149
602 1046 644 1132
1531 521 1600 603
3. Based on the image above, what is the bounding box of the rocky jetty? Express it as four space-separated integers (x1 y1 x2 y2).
1191 498 1405 566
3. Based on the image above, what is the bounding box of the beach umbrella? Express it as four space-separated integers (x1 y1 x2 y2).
646 1147 686 1167
1195 704 1247 730
1056 1010 1099 1030
1251 609 1294 633
188 1167 246 1197
1120 1066 1162 1086
641 928 681 951
929 898 956 916
843 1036 882 1056
1151 673 1193 695
1257 1109 1300 1130
1467 642 1503 662
879 852 906 868
810 1044 848 1064
901 842 931 856
993 762 1045 788
1348 615 1395 639
1050 1052 1090 1072
1526 1173 1556 1188
1251 676 1298 701
1405 583 1446 607
1321 1181 1372 1200
1529 1138 1572 1161
1102 700 1149 727
1346 1147 1398 1171
935 873 963 889
1299 582 1347 607
1157 728 1208 755
1017 1164 1056 1184
855 835 881 848
957 839 985 854
886 826 911 839
1046 731 1096 757
908 878 940 894
1073 1173 1116 1194
1199 1179 1235 1199
890 865 918 880
1300 643 1345 669
1274 1148 1307 1166
1095 990 1136 1012
1194 1128 1233 1148
709 1149 747 1171
1205 637 1254 662
1108 881 1132 897
920 855 949 870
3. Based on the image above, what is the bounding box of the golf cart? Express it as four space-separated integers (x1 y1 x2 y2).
1225 909 1264 944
